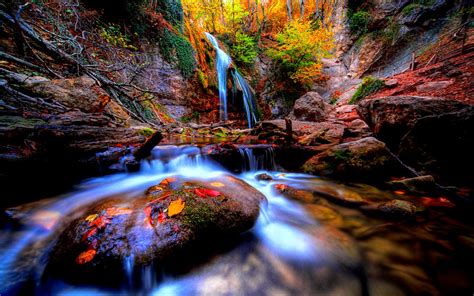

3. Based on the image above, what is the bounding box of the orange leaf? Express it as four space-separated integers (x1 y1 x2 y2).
159 177 177 187
105 207 132 217
210 182 225 187
76 249 96 265
275 184 288 192
394 190 406 195
168 198 185 217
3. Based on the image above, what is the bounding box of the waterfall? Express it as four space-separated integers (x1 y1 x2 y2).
205 33 231 122
205 32 259 127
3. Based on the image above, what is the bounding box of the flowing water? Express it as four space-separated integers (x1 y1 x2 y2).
0 145 473 295
205 33 259 127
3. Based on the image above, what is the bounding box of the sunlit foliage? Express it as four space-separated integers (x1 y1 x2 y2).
266 20 334 84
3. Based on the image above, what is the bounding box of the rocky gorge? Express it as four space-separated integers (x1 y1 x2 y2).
0 0 473 295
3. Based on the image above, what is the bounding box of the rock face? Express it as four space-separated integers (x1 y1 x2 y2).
48 175 265 280
301 137 401 181
24 76 111 113
357 96 469 152
290 92 332 122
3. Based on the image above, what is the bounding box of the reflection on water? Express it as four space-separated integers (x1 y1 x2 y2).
0 145 473 295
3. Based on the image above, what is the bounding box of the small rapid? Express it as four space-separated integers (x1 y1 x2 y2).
1 144 473 295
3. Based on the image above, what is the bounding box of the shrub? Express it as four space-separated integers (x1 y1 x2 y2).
349 10 370 35
266 20 333 85
231 32 258 65
350 76 385 103
99 24 138 50
158 28 196 78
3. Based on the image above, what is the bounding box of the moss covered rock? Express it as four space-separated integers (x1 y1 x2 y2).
301 137 400 182
48 174 265 281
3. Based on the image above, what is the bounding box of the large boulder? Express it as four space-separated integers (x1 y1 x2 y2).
398 106 474 183
301 137 404 181
357 96 469 152
48 175 265 281
290 92 332 122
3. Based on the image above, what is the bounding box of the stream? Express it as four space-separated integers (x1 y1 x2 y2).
0 144 473 295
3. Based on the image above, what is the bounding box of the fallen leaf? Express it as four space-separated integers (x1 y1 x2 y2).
420 197 455 208
157 212 166 223
144 205 153 227
275 184 288 192
90 216 111 229
85 214 98 222
106 207 132 217
81 228 98 242
159 177 177 187
168 198 185 217
76 249 96 265
394 190 406 195
210 182 225 187
195 188 221 198
149 191 173 204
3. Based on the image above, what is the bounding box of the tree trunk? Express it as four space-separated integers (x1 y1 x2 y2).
286 0 293 20
299 0 305 18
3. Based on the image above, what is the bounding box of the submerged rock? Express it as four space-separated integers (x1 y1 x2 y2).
48 175 265 281
387 175 437 195
301 137 399 182
361 200 419 219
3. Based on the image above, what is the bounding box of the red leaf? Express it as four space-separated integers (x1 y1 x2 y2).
144 205 153 227
157 212 166 223
194 188 221 198
81 227 98 242
90 216 111 229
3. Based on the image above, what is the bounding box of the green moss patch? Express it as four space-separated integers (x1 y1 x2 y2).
350 76 385 104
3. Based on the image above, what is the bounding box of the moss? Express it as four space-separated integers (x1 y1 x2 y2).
350 76 385 104
349 10 370 35
158 28 196 78
0 115 46 128
402 3 423 15
138 127 155 137
181 194 217 231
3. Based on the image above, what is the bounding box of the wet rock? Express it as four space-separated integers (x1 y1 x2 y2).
361 200 418 219
357 96 469 152
289 92 332 122
255 173 273 181
304 204 344 227
387 175 436 195
301 137 399 182
311 184 368 207
48 175 265 280
275 184 316 203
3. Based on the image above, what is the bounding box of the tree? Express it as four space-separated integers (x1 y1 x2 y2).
266 20 333 84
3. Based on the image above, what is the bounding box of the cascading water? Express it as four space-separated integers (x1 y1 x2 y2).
1 144 473 295
205 33 231 122
205 33 259 127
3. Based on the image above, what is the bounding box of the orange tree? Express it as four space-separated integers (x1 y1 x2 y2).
266 20 334 85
